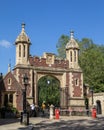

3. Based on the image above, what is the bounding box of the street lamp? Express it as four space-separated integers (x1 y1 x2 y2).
47 80 50 85
20 73 29 125
47 80 50 104
23 73 28 113
90 87 94 106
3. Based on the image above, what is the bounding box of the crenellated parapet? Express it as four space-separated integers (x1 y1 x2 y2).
29 53 69 69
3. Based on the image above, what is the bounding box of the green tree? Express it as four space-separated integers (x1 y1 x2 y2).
38 76 60 107
56 35 69 58
56 35 104 92
79 41 104 92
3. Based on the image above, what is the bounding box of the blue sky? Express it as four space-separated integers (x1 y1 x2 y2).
0 0 104 74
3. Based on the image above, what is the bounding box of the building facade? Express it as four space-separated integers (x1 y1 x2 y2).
0 24 85 112
89 93 104 115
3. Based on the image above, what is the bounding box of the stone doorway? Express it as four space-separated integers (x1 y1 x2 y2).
96 100 102 114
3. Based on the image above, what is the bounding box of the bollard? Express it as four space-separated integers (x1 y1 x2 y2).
20 112 29 125
68 107 72 116
50 104 54 119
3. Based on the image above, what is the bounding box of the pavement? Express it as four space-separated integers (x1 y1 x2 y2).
0 115 104 130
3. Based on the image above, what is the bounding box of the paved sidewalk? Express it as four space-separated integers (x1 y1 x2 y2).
0 115 103 130
0 117 48 130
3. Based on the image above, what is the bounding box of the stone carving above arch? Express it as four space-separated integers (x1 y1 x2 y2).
43 52 55 65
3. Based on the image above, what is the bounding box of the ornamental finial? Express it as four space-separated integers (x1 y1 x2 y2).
70 30 74 39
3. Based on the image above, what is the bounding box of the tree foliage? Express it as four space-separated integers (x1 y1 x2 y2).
56 35 69 58
79 39 104 92
56 35 104 92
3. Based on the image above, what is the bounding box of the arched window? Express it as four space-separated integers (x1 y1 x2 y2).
23 45 26 57
19 45 21 57
70 51 72 62
8 78 12 85
75 78 79 86
74 50 76 62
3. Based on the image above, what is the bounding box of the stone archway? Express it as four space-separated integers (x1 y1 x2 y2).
37 75 60 107
34 73 68 109
7 24 85 112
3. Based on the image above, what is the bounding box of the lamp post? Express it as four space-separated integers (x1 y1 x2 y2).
23 73 28 113
21 73 29 125
47 80 50 104
47 80 50 85
90 87 94 106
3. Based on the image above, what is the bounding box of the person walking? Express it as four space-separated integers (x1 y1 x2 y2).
30 103 36 117
42 102 46 116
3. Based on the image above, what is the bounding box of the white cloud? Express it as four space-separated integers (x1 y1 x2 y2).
0 40 11 48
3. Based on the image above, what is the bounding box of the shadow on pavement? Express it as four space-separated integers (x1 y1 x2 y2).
1 116 104 130
28 117 104 130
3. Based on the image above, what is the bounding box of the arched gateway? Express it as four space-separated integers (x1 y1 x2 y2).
0 24 85 112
